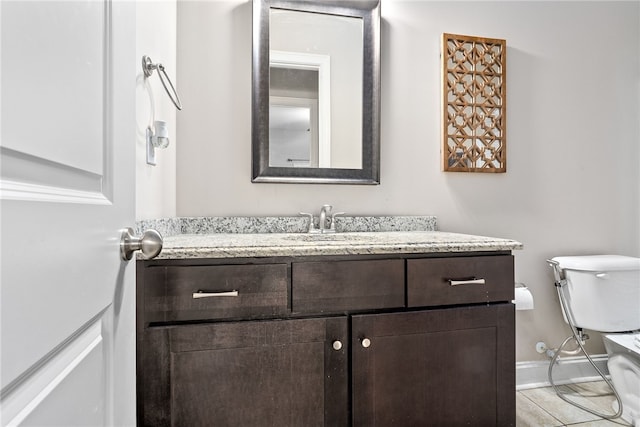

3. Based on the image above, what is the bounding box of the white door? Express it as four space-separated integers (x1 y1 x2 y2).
1 1 137 426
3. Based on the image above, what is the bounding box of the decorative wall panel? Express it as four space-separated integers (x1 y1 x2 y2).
442 33 506 172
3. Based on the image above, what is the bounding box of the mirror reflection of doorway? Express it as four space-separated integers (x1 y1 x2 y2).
269 100 318 167
269 52 331 168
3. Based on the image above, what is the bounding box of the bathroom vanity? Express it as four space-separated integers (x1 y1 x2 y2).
136 224 522 426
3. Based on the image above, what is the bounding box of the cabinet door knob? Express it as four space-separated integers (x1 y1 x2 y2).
332 340 343 351
361 338 371 348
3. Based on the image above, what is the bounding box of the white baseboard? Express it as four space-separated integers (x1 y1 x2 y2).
516 354 609 390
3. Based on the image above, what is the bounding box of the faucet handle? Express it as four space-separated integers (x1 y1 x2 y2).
299 212 315 233
330 212 346 231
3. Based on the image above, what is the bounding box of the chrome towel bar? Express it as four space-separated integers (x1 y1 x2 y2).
142 55 182 110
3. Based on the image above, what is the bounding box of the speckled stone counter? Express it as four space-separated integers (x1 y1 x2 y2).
136 216 522 260
136 215 438 237
150 231 522 259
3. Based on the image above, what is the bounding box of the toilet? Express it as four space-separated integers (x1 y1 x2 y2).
551 255 640 426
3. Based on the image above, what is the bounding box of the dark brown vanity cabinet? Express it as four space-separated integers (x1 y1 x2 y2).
140 317 348 427
137 253 515 427
351 305 514 426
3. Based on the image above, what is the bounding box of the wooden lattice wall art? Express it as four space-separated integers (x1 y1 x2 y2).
442 33 506 172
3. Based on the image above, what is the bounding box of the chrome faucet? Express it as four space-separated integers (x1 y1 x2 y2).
299 205 345 234
319 204 332 233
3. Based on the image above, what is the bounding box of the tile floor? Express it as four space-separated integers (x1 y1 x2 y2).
517 381 632 427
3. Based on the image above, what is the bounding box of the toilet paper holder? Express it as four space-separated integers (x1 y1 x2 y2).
514 283 534 310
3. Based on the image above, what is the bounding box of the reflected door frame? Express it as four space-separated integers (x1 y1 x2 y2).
270 50 331 167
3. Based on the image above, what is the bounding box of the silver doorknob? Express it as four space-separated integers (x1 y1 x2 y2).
120 228 163 261
332 340 343 351
361 338 371 348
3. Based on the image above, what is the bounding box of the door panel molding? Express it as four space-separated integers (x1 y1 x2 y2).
1 319 105 425
0 0 114 203
0 180 110 205
1 0 108 175
0 144 110 204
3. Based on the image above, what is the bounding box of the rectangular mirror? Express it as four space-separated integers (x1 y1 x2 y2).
252 0 380 184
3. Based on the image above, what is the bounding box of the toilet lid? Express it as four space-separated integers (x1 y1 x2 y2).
552 255 640 272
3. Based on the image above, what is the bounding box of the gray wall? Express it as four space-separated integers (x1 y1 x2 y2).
175 1 640 362
136 1 177 219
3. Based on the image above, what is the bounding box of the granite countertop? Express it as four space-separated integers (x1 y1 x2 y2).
152 231 522 259
136 216 522 260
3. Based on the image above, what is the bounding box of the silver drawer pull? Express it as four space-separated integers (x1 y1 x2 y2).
192 290 239 299
448 278 486 286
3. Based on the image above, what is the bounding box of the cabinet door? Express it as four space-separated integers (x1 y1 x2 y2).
139 317 348 427
352 304 515 427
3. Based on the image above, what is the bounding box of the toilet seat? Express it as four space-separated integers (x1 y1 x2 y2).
605 332 640 355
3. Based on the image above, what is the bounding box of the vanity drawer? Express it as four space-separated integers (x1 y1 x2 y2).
407 255 514 307
292 259 404 314
144 264 289 323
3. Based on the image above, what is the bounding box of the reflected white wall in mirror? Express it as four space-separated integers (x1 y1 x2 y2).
269 8 363 169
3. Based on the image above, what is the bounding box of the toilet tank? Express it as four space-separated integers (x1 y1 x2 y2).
552 255 640 332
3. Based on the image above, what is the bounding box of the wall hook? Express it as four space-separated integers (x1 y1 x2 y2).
142 55 183 110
